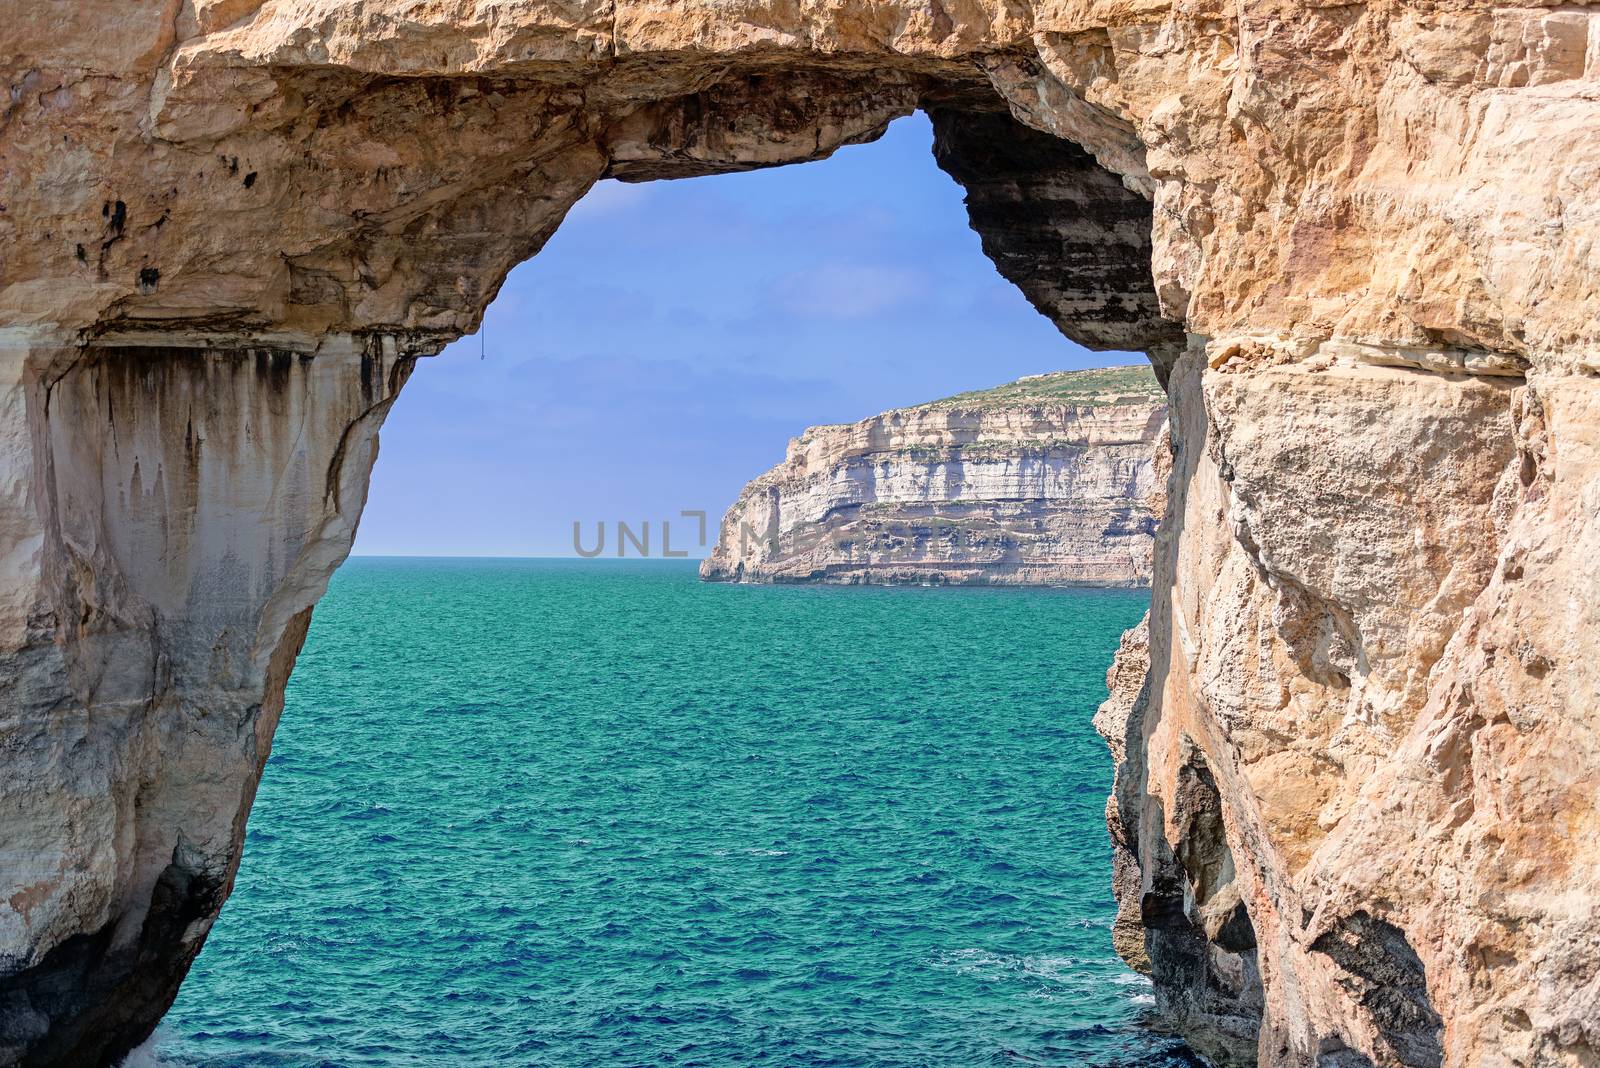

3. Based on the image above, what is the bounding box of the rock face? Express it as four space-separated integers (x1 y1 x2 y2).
4 3 1600 1067
0 337 410 1066
701 366 1168 586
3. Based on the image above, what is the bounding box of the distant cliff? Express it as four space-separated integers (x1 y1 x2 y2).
701 366 1168 586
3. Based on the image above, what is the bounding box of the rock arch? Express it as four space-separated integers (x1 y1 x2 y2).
4 4 1600 1067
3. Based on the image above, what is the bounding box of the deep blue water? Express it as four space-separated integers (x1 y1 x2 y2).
153 559 1195 1066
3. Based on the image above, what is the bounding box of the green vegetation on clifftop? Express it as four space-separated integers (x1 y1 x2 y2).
919 364 1162 411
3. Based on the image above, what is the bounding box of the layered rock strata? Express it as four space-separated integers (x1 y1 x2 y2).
4 3 1600 1067
701 366 1168 585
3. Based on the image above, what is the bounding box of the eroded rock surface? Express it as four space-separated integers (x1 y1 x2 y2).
3 2 1600 1066
702 366 1168 585
0 333 412 1065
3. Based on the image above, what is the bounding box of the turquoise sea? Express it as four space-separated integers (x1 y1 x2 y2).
154 559 1197 1067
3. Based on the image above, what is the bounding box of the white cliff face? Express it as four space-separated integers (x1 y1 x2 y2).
701 371 1169 585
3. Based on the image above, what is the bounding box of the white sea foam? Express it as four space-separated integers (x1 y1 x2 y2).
117 1031 176 1067
929 948 1085 984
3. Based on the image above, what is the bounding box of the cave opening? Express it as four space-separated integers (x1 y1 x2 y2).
133 108 1184 1065
353 110 1140 560
7 65 1193 1067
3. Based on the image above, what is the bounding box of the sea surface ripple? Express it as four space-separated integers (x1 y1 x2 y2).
156 558 1200 1067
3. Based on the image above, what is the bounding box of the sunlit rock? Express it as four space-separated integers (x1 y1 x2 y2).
3 2 1599 1065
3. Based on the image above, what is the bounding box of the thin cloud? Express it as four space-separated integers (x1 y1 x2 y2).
769 263 927 319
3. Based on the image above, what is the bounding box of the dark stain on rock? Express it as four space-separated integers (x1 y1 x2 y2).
1317 1039 1379 1067
1311 912 1443 1068
253 349 295 396
287 264 346 307
98 201 128 265
243 171 257 189
1138 744 1264 1067
0 845 225 1067
137 267 159 293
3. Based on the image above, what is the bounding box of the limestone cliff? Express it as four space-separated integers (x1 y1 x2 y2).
701 366 1168 586
4 3 1600 1067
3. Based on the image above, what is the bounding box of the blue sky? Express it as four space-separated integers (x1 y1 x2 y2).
354 112 1144 557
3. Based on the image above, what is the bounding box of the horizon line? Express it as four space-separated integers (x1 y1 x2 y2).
347 553 709 561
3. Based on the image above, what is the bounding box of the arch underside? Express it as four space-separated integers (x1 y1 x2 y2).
70 58 1182 366
0 58 1188 1067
